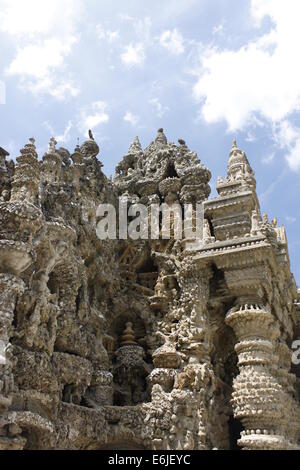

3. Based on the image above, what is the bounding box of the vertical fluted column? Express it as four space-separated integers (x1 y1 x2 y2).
225 300 295 449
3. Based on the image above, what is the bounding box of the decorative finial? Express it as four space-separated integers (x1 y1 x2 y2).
88 129 94 141
48 137 57 153
233 138 237 147
178 139 186 146
120 322 136 346
263 213 269 224
29 137 35 146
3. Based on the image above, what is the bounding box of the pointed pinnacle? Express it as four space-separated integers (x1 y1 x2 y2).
129 136 142 153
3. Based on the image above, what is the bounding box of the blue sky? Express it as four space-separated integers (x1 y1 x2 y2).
0 0 300 283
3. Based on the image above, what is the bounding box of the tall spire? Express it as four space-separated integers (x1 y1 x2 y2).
128 136 142 154
226 139 255 185
11 138 39 205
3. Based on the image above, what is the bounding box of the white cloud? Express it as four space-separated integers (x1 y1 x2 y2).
123 112 140 127
259 170 286 203
43 120 73 144
212 23 224 36
119 17 151 67
107 30 119 43
286 216 297 224
96 25 119 43
0 0 62 35
262 152 275 165
78 101 109 135
0 0 82 99
0 80 5 104
120 15 151 43
6 37 76 79
159 29 185 55
274 120 300 171
193 0 300 171
121 43 145 66
149 98 169 118
193 5 296 126
245 131 256 143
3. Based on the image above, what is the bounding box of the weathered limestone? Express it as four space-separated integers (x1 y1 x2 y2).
0 132 299 450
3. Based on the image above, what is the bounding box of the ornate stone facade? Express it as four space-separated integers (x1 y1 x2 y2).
0 130 299 450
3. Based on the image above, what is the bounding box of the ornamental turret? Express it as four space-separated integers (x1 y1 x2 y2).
10 138 40 206
217 139 256 196
204 140 260 241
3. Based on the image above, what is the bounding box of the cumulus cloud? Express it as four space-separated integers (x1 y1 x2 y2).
159 29 185 55
149 98 169 118
96 25 119 43
6 37 76 79
193 0 300 170
121 43 145 66
78 101 109 135
274 120 300 171
0 0 82 99
123 112 140 127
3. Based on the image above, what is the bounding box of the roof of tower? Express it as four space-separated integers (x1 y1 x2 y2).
227 138 254 180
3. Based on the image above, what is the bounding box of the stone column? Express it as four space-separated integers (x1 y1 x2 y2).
0 273 26 449
173 261 222 450
225 299 295 449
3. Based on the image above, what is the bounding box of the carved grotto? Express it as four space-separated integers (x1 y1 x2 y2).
0 129 300 450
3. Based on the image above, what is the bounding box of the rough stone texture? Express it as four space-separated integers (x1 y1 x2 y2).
0 130 299 450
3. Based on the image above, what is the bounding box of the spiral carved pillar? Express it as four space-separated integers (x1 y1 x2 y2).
225 299 297 450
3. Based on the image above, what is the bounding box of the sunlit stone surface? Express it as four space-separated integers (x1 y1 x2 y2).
0 130 299 450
